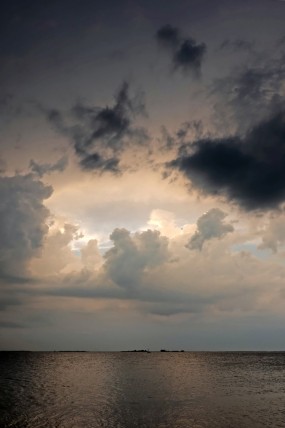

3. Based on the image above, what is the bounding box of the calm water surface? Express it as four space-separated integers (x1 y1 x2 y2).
1 352 285 427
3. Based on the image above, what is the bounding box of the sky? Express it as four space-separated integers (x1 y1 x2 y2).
1 0 285 351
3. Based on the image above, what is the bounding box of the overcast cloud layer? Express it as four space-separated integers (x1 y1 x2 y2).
1 0 285 350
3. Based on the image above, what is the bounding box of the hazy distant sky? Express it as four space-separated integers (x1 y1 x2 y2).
1 0 285 350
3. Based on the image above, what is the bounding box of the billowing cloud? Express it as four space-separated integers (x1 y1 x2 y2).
186 208 234 250
81 239 102 271
45 82 148 174
156 24 206 76
31 223 83 276
40 217 285 321
0 173 52 280
104 228 170 290
169 111 285 211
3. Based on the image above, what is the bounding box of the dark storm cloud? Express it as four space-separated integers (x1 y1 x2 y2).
169 111 285 211
29 156 68 177
156 24 206 76
45 82 148 174
187 209 234 250
0 173 52 280
173 39 206 75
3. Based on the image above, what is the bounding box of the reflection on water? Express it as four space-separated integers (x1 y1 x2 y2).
1 352 285 427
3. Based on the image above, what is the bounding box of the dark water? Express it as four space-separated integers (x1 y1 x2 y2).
1 352 285 428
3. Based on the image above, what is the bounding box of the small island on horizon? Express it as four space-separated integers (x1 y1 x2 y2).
121 349 185 353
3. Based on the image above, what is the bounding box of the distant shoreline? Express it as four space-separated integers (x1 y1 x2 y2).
1 350 285 353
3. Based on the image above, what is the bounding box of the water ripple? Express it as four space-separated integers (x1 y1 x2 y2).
1 352 285 427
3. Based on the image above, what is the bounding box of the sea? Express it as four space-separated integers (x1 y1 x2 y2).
1 351 285 427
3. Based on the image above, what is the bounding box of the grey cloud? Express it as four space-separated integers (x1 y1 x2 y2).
0 295 22 311
46 228 170 302
169 110 285 211
187 208 234 251
277 35 285 46
0 93 23 125
144 298 208 316
0 320 26 328
161 120 204 152
173 39 206 76
0 158 6 174
0 173 52 280
79 153 119 173
211 56 285 134
156 24 181 49
34 225 275 319
29 156 68 177
44 263 260 318
176 121 204 141
156 24 206 76
104 228 169 290
220 38 255 53
44 271 216 313
45 82 148 174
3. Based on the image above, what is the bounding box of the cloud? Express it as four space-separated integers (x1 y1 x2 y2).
259 214 285 252
0 158 6 174
41 221 282 320
173 39 207 76
81 239 102 271
156 24 206 76
169 110 285 211
187 209 234 250
29 156 68 177
42 227 171 308
31 223 83 276
147 209 181 238
0 295 22 311
211 56 285 134
0 320 26 329
219 38 254 53
45 82 148 174
0 93 23 125
0 173 52 280
104 228 170 290
156 24 181 49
